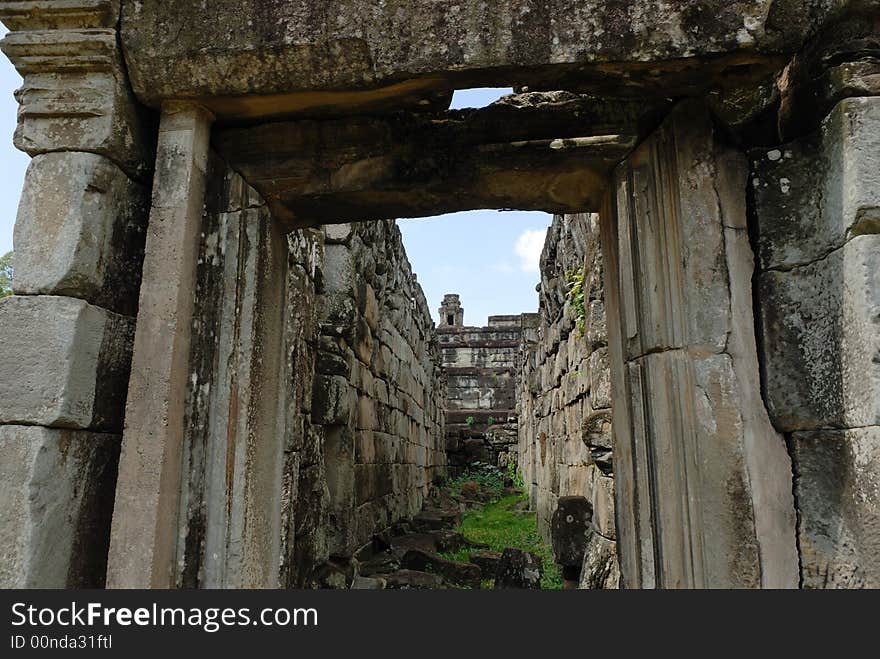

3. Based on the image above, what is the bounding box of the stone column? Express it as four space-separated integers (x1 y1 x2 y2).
0 2 154 587
107 102 214 589
601 100 799 589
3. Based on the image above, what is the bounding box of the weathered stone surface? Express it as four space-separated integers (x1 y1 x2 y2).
550 496 593 568
603 101 799 588
792 427 880 589
411 510 461 533
752 97 880 272
215 93 643 226
591 476 616 540
356 553 400 578
351 575 386 589
517 212 613 586
494 548 543 589
579 533 620 590
758 234 880 431
0 1 156 179
119 0 837 116
0 425 120 588
0 295 134 431
312 375 352 426
13 152 150 315
429 530 469 554
107 103 213 589
383 569 445 590
315 219 447 557
778 14 880 140
308 561 350 589
390 533 438 557
469 550 502 577
4 0 875 595
324 223 353 245
754 98 880 434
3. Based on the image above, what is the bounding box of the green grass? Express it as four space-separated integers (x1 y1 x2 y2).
441 494 562 590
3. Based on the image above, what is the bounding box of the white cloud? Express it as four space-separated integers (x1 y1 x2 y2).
514 229 547 273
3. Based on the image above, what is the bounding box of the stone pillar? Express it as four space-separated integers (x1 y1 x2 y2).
107 102 213 589
601 100 799 589
0 1 154 587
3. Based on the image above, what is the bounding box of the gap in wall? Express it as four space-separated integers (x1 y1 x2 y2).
450 87 514 110
397 209 552 327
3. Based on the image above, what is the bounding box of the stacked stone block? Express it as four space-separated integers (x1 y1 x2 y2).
0 1 155 587
752 96 880 588
516 213 617 588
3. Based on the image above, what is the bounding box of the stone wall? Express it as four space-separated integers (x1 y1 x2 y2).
752 96 880 588
438 314 537 473
319 221 447 561
517 213 617 588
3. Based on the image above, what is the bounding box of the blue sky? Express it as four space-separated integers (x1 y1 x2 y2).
0 24 28 256
0 34 547 325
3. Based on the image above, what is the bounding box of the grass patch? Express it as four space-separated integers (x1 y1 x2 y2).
442 493 562 590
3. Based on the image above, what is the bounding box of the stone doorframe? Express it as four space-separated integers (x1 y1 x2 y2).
102 96 804 589
600 102 799 588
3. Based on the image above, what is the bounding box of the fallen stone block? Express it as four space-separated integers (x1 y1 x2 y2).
389 533 439 557
307 560 351 589
469 550 502 577
400 548 481 588
383 570 445 590
351 575 386 589
428 530 469 553
494 548 543 589
411 509 461 532
0 296 134 432
357 552 400 577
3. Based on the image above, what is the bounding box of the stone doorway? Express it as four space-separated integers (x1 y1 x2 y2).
1 2 877 590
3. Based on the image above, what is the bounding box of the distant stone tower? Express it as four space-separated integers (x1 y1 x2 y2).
439 294 464 327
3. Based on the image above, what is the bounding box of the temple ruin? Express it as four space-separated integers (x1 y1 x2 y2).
0 1 877 589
